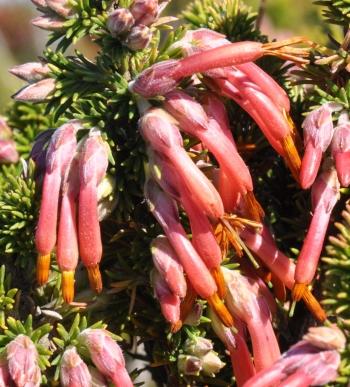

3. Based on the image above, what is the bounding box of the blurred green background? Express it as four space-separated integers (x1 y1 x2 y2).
0 0 337 112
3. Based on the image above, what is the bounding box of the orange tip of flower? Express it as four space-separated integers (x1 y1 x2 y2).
36 253 50 285
211 267 227 299
207 292 234 328
170 320 183 334
62 271 75 304
302 288 327 323
292 282 307 301
180 282 197 322
281 133 302 183
86 264 103 293
243 191 265 222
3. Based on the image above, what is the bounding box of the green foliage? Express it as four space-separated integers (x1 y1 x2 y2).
314 0 350 26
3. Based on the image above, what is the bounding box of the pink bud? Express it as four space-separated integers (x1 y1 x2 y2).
10 62 50 83
0 359 11 387
60 347 92 387
300 104 334 189
6 335 41 387
107 8 135 37
32 15 66 31
78 329 133 387
331 123 350 186
31 0 47 8
78 133 108 293
151 236 187 298
0 140 19 164
302 325 346 351
130 0 158 26
0 117 12 140
13 78 56 103
125 25 152 51
177 355 202 376
152 270 181 324
46 0 74 17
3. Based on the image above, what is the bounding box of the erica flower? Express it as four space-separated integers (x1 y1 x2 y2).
130 0 159 26
107 8 135 37
0 359 10 387
32 15 66 31
0 140 19 164
125 25 152 51
13 78 56 103
331 122 350 187
78 132 109 293
9 62 50 83
60 347 92 387
78 329 133 387
6 335 41 387
300 104 335 189
46 0 74 18
35 120 82 285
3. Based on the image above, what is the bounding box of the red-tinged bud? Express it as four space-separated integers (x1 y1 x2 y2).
303 325 345 351
331 123 350 187
177 355 202 376
130 0 158 26
224 268 280 372
78 329 133 387
151 236 187 298
60 347 92 387
13 78 56 103
78 133 109 293
6 335 41 387
294 166 340 299
125 25 152 51
32 15 66 31
141 108 224 220
0 359 10 387
300 104 334 189
9 62 50 83
107 8 135 37
0 140 19 164
151 270 181 325
46 0 74 17
0 117 12 140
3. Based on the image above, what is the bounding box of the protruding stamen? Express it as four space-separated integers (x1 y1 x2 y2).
292 282 307 301
207 292 234 328
180 282 197 323
243 191 265 222
36 253 50 285
281 133 302 182
86 264 103 293
62 271 75 304
170 320 183 334
271 274 286 303
211 267 227 299
302 289 327 323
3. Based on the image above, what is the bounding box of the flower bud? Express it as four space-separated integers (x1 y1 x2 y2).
107 8 135 37
201 351 225 377
0 140 19 164
125 25 152 51
89 367 108 387
177 355 202 376
60 347 92 387
78 329 133 387
0 117 12 140
6 335 41 387
0 359 10 387
13 78 56 103
184 337 213 357
130 0 158 26
9 62 50 83
31 0 48 8
303 325 346 351
32 15 66 31
183 302 203 326
46 0 74 18
208 308 236 352
331 123 350 187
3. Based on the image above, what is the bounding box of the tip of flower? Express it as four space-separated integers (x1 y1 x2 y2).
281 133 301 183
211 267 227 299
271 275 286 303
62 271 75 304
36 253 51 285
292 282 307 301
243 191 265 222
170 320 183 333
180 283 197 322
86 265 103 293
302 288 327 323
207 293 234 328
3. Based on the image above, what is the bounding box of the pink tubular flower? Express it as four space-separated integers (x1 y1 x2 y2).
78 329 133 387
31 15 66 31
9 62 50 83
331 123 350 187
151 236 187 298
300 104 335 189
243 326 342 387
223 268 280 372
293 165 340 301
0 358 11 387
13 78 56 103
35 120 82 286
78 133 109 294
152 269 181 327
0 140 19 164
57 158 80 303
130 0 159 26
60 347 92 387
140 108 224 220
6 335 41 387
